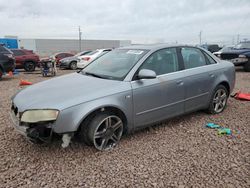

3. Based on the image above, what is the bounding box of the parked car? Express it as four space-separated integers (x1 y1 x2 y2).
77 49 112 68
11 44 235 151
200 44 221 53
40 52 74 66
59 51 92 70
11 49 40 72
0 45 15 79
213 45 235 57
218 41 250 72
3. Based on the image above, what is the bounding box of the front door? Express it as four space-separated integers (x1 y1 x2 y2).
131 48 185 128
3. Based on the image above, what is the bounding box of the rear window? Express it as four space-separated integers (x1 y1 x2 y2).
12 50 25 56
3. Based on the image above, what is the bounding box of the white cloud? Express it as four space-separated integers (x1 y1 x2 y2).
0 0 249 44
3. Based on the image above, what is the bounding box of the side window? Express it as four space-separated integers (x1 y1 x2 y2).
139 48 179 76
181 48 207 69
203 52 217 64
12 50 25 56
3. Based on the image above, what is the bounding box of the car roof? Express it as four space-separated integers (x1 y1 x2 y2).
118 43 194 51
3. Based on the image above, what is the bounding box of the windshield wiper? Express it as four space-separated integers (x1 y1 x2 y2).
83 71 105 79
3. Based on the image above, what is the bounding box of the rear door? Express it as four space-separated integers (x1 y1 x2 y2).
131 48 185 128
179 47 215 112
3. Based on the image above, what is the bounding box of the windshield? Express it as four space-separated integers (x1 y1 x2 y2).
82 49 148 80
87 50 99 56
235 42 250 49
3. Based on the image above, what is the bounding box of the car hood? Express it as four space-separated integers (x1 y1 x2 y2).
221 48 250 54
13 73 131 111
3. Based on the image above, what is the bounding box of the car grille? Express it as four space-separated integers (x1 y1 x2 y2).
220 54 239 60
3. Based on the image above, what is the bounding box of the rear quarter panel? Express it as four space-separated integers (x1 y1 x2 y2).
206 60 235 107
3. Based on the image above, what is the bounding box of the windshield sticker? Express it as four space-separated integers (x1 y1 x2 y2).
126 50 144 55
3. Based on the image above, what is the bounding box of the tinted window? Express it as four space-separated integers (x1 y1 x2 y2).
181 48 207 69
139 48 179 75
12 50 25 56
204 52 216 64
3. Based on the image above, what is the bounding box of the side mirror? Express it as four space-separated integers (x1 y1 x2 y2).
138 69 156 79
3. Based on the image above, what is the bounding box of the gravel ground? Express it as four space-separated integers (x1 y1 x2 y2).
0 68 249 188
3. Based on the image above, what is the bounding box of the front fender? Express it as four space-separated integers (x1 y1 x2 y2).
53 90 133 134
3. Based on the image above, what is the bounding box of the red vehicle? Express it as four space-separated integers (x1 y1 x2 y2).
40 52 74 66
11 49 40 72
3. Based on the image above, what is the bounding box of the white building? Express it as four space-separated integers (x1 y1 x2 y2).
18 38 131 56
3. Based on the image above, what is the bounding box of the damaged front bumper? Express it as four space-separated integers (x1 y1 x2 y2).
10 110 53 144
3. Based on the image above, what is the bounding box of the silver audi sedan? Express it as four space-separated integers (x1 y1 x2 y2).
11 44 235 151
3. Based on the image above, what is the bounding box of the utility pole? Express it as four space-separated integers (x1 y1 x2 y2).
78 26 82 51
237 34 240 44
199 31 202 45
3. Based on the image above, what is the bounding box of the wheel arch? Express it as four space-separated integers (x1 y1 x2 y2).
76 105 129 134
218 81 230 94
24 60 36 64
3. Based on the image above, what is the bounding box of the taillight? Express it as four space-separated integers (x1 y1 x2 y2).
82 57 90 61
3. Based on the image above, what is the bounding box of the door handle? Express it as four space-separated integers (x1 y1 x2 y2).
176 80 184 86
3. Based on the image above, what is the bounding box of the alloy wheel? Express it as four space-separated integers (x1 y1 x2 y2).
70 62 77 70
213 89 227 113
93 115 123 151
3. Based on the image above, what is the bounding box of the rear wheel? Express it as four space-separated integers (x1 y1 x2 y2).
70 61 77 70
80 112 124 151
0 69 3 80
243 60 250 72
24 62 36 72
206 85 228 114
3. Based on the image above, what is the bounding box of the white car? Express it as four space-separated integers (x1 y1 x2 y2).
77 49 112 68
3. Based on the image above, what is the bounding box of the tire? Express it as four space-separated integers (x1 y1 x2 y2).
69 61 77 70
24 62 36 72
243 60 250 72
206 85 229 114
0 69 3 80
80 112 124 151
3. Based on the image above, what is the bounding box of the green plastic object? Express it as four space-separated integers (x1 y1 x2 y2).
218 128 232 135
206 123 221 129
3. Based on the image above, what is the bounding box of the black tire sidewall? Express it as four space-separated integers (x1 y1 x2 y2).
207 85 229 114
0 69 3 79
83 112 123 149
24 62 36 72
243 60 250 72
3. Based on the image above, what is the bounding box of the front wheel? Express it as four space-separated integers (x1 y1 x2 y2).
206 85 228 114
87 113 124 151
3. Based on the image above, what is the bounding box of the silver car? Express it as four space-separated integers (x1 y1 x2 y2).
11 44 235 151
